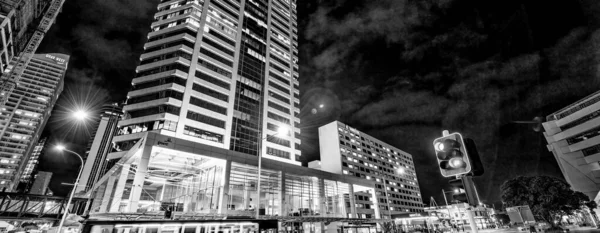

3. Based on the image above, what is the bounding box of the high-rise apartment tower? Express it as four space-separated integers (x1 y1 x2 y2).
112 0 300 164
316 121 425 218
0 53 68 191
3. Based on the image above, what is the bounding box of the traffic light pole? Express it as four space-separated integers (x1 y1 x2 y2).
458 175 479 233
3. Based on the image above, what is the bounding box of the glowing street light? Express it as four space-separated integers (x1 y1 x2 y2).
55 145 65 151
276 125 289 136
73 110 88 121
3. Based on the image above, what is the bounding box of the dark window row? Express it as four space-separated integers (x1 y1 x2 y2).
198 59 232 78
140 50 192 65
270 20 289 37
267 112 290 124
195 71 231 89
560 109 600 131
269 62 288 75
270 52 290 68
268 101 290 114
217 0 239 11
136 63 190 78
192 83 229 102
266 147 290 159
269 81 290 94
210 0 239 20
269 71 290 85
187 110 226 128
267 135 290 147
189 96 228 115
128 90 184 105
208 28 235 46
200 47 233 67
147 28 197 42
202 37 234 56
145 39 195 54
132 76 187 90
184 125 224 143
269 91 289 104
128 105 181 118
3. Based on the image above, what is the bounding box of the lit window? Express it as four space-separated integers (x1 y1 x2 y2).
343 170 348 174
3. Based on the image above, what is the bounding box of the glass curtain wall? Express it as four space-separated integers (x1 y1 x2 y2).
227 162 281 216
284 174 320 217
90 150 226 214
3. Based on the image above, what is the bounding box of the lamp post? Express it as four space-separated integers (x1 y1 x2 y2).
55 145 84 233
256 125 289 219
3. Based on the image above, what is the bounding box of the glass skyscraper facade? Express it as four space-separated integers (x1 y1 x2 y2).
0 53 69 191
112 0 300 166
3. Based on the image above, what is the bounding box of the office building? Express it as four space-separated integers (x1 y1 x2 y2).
19 137 45 184
89 132 380 233
75 103 123 193
543 90 600 203
316 121 425 218
111 0 301 167
28 170 51 195
0 53 69 191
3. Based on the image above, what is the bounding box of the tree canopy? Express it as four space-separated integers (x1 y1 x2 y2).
500 176 589 225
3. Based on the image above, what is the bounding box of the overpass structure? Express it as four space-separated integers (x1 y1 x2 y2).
0 192 88 221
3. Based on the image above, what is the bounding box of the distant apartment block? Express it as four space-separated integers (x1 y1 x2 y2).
316 121 424 218
543 90 600 203
28 170 51 195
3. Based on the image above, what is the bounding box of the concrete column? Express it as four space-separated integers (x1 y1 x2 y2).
109 163 130 212
278 171 285 216
99 176 117 213
217 160 232 214
348 184 357 218
128 146 152 212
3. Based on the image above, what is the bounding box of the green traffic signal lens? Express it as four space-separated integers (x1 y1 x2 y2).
449 158 465 168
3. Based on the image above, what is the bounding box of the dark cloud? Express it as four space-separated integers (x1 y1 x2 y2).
298 0 600 205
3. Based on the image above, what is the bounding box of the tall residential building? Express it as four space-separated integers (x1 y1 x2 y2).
316 121 425 218
19 136 45 184
75 103 123 193
0 53 68 191
112 0 300 165
543 90 600 203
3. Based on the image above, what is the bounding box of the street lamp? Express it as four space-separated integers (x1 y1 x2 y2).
73 110 88 121
55 145 84 233
256 124 289 218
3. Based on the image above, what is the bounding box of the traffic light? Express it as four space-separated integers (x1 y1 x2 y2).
449 178 468 203
449 177 478 206
433 133 472 177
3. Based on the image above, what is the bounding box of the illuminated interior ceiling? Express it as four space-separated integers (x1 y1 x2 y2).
140 146 226 188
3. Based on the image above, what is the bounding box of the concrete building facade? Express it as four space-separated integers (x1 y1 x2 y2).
543 90 600 203
75 103 123 193
316 121 425 219
0 53 68 191
111 0 301 168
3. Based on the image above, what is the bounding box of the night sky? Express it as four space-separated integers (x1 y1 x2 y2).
35 0 600 207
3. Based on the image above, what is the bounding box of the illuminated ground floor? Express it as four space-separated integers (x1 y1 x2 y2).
85 132 383 233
